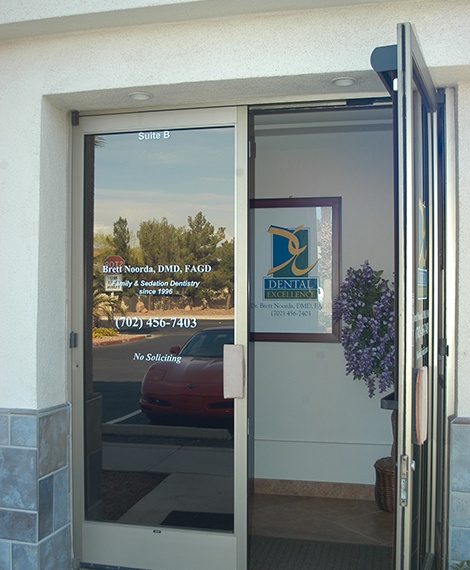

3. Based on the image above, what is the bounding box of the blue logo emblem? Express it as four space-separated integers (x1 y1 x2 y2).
264 225 318 299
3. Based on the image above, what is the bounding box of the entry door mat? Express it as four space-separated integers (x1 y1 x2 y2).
101 470 169 521
249 536 392 570
161 510 234 531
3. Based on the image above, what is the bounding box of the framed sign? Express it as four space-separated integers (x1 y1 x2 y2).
250 197 341 342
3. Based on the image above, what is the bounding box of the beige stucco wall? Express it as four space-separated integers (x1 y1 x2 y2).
456 81 470 416
0 0 468 417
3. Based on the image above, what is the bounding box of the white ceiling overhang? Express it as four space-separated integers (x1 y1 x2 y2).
0 0 428 41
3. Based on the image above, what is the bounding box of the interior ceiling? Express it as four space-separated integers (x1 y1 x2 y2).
253 105 393 135
254 105 393 125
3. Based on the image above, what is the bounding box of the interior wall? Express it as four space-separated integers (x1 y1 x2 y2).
252 112 395 484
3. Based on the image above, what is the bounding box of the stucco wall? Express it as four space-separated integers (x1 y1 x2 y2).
0 1 468 568
0 0 468 415
457 81 470 417
0 0 468 474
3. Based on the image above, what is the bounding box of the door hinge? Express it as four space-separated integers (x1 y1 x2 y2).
71 110 79 126
436 88 446 105
393 77 398 92
399 454 409 507
69 331 78 348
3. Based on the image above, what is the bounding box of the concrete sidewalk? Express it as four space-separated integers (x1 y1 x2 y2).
103 441 234 527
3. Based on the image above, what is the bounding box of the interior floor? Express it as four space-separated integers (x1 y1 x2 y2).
249 494 394 547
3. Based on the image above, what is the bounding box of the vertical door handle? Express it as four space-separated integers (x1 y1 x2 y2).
223 344 245 399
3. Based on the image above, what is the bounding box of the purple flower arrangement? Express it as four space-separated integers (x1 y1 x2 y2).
333 261 395 398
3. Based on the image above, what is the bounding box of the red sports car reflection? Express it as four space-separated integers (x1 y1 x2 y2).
140 327 234 424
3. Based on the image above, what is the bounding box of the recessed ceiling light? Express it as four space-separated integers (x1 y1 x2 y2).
331 77 357 87
129 91 152 101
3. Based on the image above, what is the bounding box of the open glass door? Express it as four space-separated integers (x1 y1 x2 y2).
372 22 446 570
71 107 248 570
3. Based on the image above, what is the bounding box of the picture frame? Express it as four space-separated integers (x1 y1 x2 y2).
250 197 341 342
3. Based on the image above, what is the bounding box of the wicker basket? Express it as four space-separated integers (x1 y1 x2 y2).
374 456 395 513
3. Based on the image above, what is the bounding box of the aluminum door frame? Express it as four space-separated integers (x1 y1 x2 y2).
371 22 456 570
70 106 248 570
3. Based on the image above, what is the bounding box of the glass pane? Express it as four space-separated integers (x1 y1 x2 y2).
411 85 431 567
84 126 235 533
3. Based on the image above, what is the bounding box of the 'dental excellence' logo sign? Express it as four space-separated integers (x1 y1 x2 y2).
264 224 319 300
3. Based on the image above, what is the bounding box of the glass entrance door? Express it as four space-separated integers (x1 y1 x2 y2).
71 107 248 570
372 23 447 569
